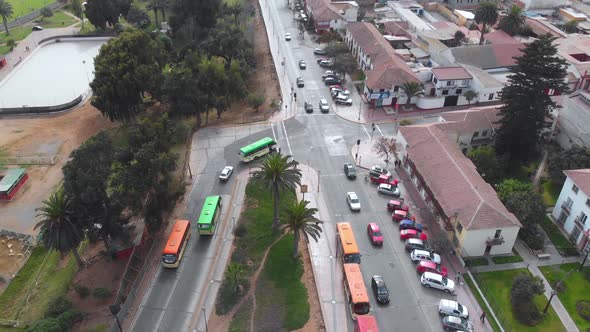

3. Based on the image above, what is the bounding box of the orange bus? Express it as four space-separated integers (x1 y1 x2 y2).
162 220 191 268
343 263 370 318
355 315 379 332
336 222 361 264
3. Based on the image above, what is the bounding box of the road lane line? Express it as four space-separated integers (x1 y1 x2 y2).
361 124 371 139
375 124 384 136
281 120 293 156
271 122 277 142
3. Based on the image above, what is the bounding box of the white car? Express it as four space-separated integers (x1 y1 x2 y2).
322 71 335 79
285 32 291 41
335 94 353 106
377 183 401 197
439 299 469 319
346 192 361 211
410 249 441 264
421 272 455 293
370 165 389 176
319 98 330 113
219 166 234 181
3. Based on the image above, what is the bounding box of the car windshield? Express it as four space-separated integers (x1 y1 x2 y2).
344 253 361 264
441 277 448 285
457 303 464 312
351 198 359 203
222 169 229 175
354 302 370 315
377 286 388 295
373 230 382 236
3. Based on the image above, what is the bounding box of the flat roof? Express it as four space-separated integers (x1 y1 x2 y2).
0 168 26 192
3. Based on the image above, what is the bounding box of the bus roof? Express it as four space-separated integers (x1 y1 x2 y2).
239 137 275 155
197 196 221 225
343 264 370 303
356 315 379 332
336 222 360 255
163 220 190 255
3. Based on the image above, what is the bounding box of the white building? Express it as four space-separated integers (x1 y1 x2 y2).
555 92 590 149
552 169 590 251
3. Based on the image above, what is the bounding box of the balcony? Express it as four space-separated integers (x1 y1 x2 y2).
574 217 586 231
486 236 505 246
561 203 572 215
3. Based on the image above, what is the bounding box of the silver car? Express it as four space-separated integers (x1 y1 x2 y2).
439 299 469 319
421 272 455 293
219 166 234 181
346 192 361 211
377 183 400 197
319 98 330 113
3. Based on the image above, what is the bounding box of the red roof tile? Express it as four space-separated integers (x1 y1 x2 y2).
431 67 473 81
484 30 519 45
564 169 590 196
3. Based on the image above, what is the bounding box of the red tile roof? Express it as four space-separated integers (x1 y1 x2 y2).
564 169 590 196
383 21 410 38
439 107 502 135
308 0 342 22
398 118 521 231
431 67 473 81
484 30 519 45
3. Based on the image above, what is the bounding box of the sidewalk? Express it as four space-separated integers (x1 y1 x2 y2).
296 164 348 332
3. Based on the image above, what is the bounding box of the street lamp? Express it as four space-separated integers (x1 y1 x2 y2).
202 306 209 332
543 290 557 315
580 249 589 271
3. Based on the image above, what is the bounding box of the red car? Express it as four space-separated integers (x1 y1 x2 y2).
392 209 409 222
387 199 409 212
367 223 383 246
400 229 428 241
328 84 342 90
416 260 448 277
371 174 399 186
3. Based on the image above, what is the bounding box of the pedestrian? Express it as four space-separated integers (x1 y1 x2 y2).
455 271 461 282
480 311 486 323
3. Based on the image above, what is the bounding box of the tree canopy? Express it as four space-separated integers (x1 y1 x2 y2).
494 34 568 164
474 2 498 45
84 0 131 30
467 146 504 184
498 5 525 36
168 0 221 47
511 274 545 325
548 145 590 184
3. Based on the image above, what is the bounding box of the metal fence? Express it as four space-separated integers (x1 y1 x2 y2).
471 272 513 332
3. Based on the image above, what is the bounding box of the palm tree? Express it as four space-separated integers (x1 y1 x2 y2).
34 189 85 267
225 263 245 293
400 81 424 109
475 2 499 45
0 0 14 35
281 200 323 258
251 153 302 229
498 5 525 36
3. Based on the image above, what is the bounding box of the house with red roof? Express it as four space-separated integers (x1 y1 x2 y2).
305 0 358 33
395 108 522 257
552 169 590 251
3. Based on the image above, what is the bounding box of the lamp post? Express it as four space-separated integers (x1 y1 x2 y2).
543 290 557 315
580 249 589 271
202 307 209 332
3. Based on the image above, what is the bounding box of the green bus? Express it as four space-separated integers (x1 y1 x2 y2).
239 137 277 162
197 195 223 235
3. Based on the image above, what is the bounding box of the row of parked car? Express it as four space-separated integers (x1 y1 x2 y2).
361 165 474 331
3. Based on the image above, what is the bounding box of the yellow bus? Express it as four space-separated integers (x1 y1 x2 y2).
162 220 191 268
343 263 371 319
336 222 361 264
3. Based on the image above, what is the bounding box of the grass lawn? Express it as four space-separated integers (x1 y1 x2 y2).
7 0 50 18
474 269 566 332
35 10 78 28
464 274 502 332
0 44 10 56
539 263 590 331
256 234 309 330
539 216 579 256
0 245 80 321
0 26 33 44
229 298 252 332
492 254 524 264
542 180 560 207
465 257 489 267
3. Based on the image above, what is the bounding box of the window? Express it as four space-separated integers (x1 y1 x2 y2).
494 229 502 239
462 79 470 85
482 130 488 136
446 80 453 86
488 93 494 101
433 77 438 84
455 89 462 95
456 222 463 234
379 89 385 93
572 184 579 194
565 197 574 208
580 212 588 224
586 199 590 208
442 89 449 95
473 131 479 137
394 86 399 92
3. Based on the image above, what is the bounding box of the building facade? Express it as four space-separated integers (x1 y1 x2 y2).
552 169 590 252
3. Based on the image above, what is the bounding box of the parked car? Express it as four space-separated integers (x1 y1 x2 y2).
438 299 469 318
371 275 390 304
319 98 330 113
369 166 389 177
322 70 335 78
442 316 473 331
316 57 328 63
219 166 234 181
378 183 401 197
330 88 350 99
410 249 441 264
405 238 427 252
399 219 423 232
344 163 356 179
314 48 327 55
335 94 353 106
328 84 343 90
304 101 313 113
295 3 302 10
392 209 409 222
367 223 383 246
299 60 306 69
400 229 427 241
371 174 399 186
416 261 448 277
324 77 341 86
387 199 409 212
319 59 334 68
32 26 43 31
421 272 455 293
297 77 304 87
346 192 361 211
285 32 291 41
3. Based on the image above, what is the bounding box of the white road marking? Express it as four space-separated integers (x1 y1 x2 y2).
362 125 371 139
375 124 384 136
271 122 277 142
281 120 294 156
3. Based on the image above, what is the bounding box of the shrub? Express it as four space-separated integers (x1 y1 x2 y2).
59 309 84 326
41 7 53 18
399 119 413 126
511 274 545 326
25 317 66 332
92 287 111 299
45 295 72 318
519 227 545 250
234 223 247 237
74 284 90 298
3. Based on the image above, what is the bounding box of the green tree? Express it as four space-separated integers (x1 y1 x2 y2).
475 2 499 45
71 0 84 29
251 153 302 229
332 53 358 79
204 19 254 69
163 65 202 119
564 20 578 33
34 189 85 267
247 93 265 112
511 274 545 325
495 34 568 164
147 0 169 28
0 0 14 34
6 39 16 51
463 90 477 105
400 81 424 109
323 41 348 57
126 7 151 28
84 0 132 30
168 0 220 47
496 178 533 202
41 7 53 19
503 191 545 228
548 145 590 184
91 28 167 122
225 263 245 293
498 5 525 36
281 200 323 258
453 30 465 47
467 146 504 184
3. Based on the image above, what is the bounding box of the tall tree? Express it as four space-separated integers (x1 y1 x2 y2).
467 146 504 184
0 0 13 34
281 200 323 258
475 2 499 45
511 274 545 325
168 0 221 47
564 20 578 33
71 0 84 30
251 153 302 229
91 28 167 122
548 145 590 183
84 0 131 30
34 189 85 267
203 20 253 69
224 263 245 293
498 5 525 36
126 7 151 29
495 35 568 164
147 0 169 28
400 81 424 108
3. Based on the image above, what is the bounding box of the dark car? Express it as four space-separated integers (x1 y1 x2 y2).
304 101 313 113
32 26 43 31
399 219 424 232
371 275 390 304
324 77 341 86
344 163 356 179
404 238 428 252
297 77 304 88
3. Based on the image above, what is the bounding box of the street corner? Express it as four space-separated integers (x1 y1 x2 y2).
350 139 387 170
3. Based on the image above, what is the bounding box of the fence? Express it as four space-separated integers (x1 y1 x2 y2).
0 155 60 165
6 2 63 31
470 271 513 332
